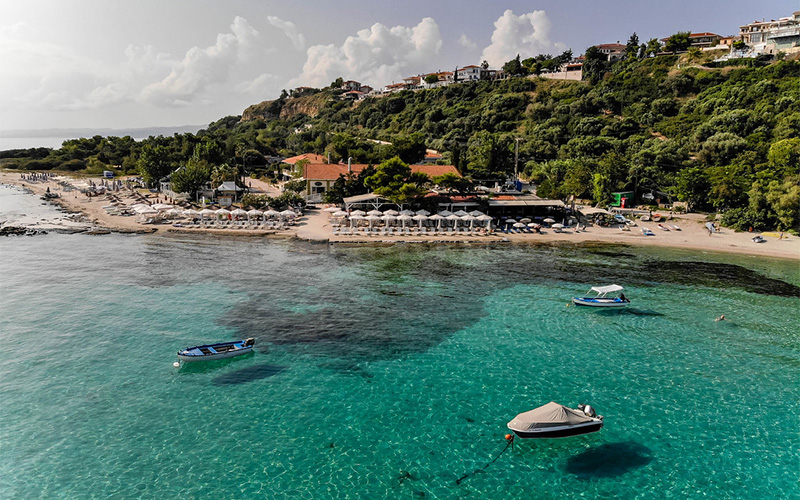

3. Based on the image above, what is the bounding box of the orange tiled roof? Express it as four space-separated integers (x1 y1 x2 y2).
283 153 326 165
304 163 460 181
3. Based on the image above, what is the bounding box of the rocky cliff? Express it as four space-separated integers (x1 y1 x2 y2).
241 92 333 122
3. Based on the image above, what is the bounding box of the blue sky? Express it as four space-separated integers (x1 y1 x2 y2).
0 0 795 131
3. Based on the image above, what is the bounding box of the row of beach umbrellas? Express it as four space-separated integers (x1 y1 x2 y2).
325 207 563 229
128 203 298 219
324 207 487 218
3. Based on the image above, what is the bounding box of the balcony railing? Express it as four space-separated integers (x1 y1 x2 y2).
768 26 800 38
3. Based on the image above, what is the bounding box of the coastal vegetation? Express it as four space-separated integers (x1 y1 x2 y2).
1 52 798 231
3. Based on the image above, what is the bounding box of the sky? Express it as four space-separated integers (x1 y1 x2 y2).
0 0 796 132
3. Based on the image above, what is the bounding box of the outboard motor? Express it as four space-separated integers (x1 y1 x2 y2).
579 404 597 418
244 338 255 347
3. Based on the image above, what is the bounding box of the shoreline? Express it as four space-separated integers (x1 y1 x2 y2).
2 170 798 261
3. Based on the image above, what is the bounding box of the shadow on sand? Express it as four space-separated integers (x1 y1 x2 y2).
565 442 653 480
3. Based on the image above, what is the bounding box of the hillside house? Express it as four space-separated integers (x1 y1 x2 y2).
456 65 481 81
739 11 800 55
595 43 626 61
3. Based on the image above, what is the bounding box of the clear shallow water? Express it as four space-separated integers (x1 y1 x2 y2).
0 231 798 499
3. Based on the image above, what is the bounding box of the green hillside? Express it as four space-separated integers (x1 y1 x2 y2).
2 55 799 230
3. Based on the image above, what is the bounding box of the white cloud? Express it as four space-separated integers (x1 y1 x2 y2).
235 73 280 94
140 16 260 107
268 16 306 51
289 17 442 89
458 33 477 50
480 10 567 67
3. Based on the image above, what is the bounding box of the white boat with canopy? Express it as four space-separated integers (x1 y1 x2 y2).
507 402 604 438
572 284 629 307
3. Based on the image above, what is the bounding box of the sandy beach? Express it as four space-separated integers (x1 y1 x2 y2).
2 170 798 260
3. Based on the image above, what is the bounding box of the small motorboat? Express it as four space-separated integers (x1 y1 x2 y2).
752 235 765 243
642 228 655 236
657 223 670 231
669 224 681 231
177 338 255 362
572 284 630 307
507 402 604 439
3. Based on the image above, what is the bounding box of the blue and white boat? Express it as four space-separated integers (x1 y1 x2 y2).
177 338 255 362
572 284 630 308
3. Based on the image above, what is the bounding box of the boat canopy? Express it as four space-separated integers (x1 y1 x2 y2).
508 402 595 430
590 284 623 294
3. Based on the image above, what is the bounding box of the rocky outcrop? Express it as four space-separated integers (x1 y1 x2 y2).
241 93 333 122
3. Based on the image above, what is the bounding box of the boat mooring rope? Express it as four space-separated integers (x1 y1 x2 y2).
456 434 514 485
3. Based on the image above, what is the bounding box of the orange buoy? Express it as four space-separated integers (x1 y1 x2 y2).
505 434 513 441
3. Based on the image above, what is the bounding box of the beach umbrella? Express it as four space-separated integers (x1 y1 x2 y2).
130 203 150 210
399 209 415 216
513 222 526 228
415 209 430 216
136 207 158 215
412 214 428 228
231 208 248 219
333 211 348 218
152 203 174 211
366 214 381 228
543 217 556 223
264 209 280 218
438 210 453 217
527 222 539 228
323 206 341 213
367 210 383 216
183 209 200 217
280 210 297 219
383 209 399 216
246 209 263 220
215 208 231 216
381 214 397 228
349 214 364 227
453 210 469 217
469 210 485 217
446 214 461 229
199 208 215 218
398 214 413 228
461 214 476 229
519 218 532 224
166 208 182 217
429 213 444 229
350 210 366 216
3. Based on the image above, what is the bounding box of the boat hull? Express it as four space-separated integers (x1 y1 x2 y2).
509 421 604 439
177 347 253 362
572 297 628 307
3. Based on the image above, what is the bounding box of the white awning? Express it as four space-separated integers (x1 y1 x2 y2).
591 284 623 294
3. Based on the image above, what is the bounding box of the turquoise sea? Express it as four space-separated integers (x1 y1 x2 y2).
1 187 799 499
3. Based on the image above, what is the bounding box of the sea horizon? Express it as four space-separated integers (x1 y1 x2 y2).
0 125 206 151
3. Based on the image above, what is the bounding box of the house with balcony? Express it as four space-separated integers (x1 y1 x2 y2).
594 43 627 61
456 65 482 81
739 11 800 55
